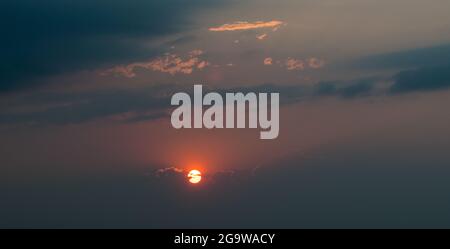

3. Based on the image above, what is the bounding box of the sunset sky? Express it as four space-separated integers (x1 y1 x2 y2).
1 0 450 228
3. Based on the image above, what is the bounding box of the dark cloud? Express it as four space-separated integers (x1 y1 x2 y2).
225 84 305 104
0 79 382 126
0 86 175 125
339 81 375 98
315 77 379 99
351 44 450 95
222 79 380 104
1 83 301 126
0 0 226 92
354 43 450 70
390 65 450 94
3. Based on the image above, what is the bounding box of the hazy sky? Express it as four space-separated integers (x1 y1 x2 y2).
1 0 450 228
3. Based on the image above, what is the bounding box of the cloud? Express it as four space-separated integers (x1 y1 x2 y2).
103 50 210 77
197 61 210 69
0 0 227 93
0 78 384 126
340 82 374 98
347 43 450 95
209 20 284 32
0 82 313 126
189 50 204 57
152 166 253 187
264 57 273 65
155 167 185 177
308 58 326 69
286 58 306 71
350 43 450 95
317 80 377 99
390 65 450 94
285 58 326 71
0 85 178 125
354 43 450 70
0 79 378 126
229 78 379 103
226 84 306 106
256 33 268 40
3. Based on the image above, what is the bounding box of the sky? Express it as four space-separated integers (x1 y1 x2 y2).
1 0 450 228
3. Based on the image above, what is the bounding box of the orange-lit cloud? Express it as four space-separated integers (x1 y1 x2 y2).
256 33 268 40
189 49 204 57
103 50 209 77
197 60 210 69
264 57 273 65
286 58 305 71
285 58 326 71
308 57 326 69
209 20 284 32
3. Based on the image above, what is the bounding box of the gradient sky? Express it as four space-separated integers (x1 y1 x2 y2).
1 0 450 228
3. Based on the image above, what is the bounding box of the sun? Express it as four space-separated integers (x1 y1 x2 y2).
187 169 202 184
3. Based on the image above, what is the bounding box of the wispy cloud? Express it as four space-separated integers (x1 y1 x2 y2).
286 58 306 71
307 58 326 69
103 50 210 77
209 20 284 32
256 33 268 40
285 58 326 71
155 167 185 177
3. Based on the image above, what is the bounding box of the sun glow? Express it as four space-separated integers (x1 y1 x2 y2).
188 169 202 184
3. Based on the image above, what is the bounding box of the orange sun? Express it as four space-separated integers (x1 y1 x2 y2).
187 169 202 184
